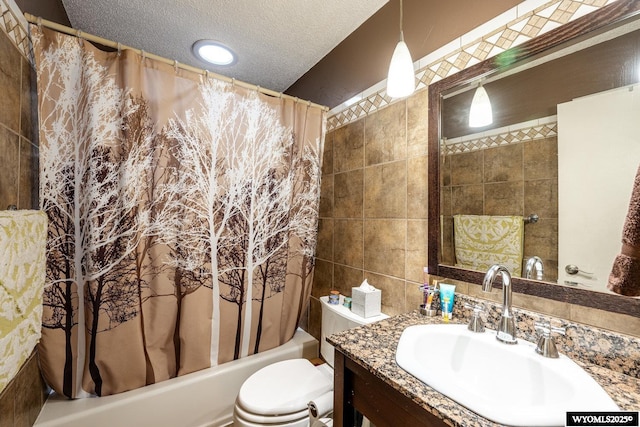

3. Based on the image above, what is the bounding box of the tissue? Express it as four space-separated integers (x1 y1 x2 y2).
308 390 333 424
351 279 382 318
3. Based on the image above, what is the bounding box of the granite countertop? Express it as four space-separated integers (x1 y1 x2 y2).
327 309 640 427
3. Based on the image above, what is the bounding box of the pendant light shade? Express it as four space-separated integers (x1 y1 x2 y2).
469 85 493 128
386 0 414 98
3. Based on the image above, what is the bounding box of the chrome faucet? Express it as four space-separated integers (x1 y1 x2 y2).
524 256 544 280
482 265 517 344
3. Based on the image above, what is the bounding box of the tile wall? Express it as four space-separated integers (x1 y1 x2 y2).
308 0 640 344
0 0 37 210
309 90 430 339
0 1 46 426
440 128 559 281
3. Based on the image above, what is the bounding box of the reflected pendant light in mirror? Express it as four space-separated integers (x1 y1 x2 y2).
469 85 493 127
386 0 415 98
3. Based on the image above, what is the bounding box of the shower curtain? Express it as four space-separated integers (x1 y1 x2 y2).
32 26 325 398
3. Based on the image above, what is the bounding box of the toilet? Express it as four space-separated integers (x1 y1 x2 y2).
233 295 388 427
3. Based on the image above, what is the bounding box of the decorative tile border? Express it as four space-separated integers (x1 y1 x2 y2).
327 0 616 132
0 0 31 62
441 116 557 155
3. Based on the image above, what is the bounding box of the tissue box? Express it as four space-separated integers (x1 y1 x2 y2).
351 287 381 318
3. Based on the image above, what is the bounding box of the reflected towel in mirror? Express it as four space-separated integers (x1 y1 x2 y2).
608 164 640 296
453 215 524 277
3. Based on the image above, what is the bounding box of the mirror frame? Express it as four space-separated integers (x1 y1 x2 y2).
428 0 640 317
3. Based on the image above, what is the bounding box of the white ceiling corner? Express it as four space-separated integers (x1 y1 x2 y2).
60 0 388 93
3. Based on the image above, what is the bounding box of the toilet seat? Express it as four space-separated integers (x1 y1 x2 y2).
234 359 333 426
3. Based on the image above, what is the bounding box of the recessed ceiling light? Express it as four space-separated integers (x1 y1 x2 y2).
192 40 236 66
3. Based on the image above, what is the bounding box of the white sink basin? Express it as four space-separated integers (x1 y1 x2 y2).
396 324 618 427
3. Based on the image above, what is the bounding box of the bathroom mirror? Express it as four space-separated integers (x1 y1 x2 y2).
428 0 640 317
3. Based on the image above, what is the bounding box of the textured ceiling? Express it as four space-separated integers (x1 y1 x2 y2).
60 0 387 93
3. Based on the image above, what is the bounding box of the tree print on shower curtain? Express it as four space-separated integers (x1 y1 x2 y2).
35 30 153 397
159 85 301 361
33 24 326 398
155 80 241 368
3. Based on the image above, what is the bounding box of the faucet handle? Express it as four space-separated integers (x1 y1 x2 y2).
464 303 485 333
534 320 566 337
534 320 565 358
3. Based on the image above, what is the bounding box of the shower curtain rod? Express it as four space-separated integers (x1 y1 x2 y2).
24 13 329 112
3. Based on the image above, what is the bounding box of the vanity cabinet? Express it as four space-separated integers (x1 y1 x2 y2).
333 349 448 427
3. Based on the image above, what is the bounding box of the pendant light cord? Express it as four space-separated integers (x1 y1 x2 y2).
399 0 405 42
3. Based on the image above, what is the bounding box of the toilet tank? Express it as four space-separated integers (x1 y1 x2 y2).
319 295 388 367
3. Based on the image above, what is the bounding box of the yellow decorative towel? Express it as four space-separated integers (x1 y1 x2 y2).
0 210 47 394
453 214 524 277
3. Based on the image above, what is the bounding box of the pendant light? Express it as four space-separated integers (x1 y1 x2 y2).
386 0 415 98
468 84 493 128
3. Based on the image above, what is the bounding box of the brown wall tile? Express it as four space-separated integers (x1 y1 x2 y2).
319 174 333 218
308 297 322 341
18 139 37 210
440 186 452 217
512 292 570 318
406 220 428 283
524 137 557 180
450 151 482 185
363 219 406 278
451 184 483 215
440 154 451 187
312 259 333 298
484 181 523 215
0 379 15 427
334 169 363 218
365 102 406 166
334 264 364 296
333 120 364 173
407 90 429 158
364 161 407 218
322 131 333 175
441 216 455 265
334 219 363 268
0 127 20 209
0 23 45 427
366 272 406 316
405 280 425 311
569 304 640 337
407 155 428 219
316 219 333 261
483 144 523 183
20 58 34 141
13 354 45 426
0 31 22 134
524 178 557 219
523 218 558 270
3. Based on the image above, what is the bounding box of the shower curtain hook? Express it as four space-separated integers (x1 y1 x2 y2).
117 42 122 57
36 16 42 29
141 50 146 64
205 70 210 80
76 29 83 45
173 59 179 74
231 78 236 87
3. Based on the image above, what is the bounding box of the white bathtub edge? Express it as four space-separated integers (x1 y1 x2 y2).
34 328 319 427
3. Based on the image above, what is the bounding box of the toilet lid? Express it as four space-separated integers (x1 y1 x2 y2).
237 359 332 415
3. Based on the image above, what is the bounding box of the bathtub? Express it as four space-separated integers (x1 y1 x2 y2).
34 328 319 427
